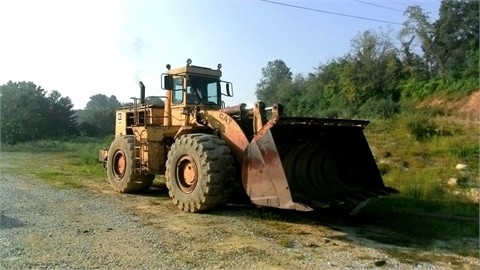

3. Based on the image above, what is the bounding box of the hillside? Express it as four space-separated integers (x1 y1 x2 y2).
418 90 480 120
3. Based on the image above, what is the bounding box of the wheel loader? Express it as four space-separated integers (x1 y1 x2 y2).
99 59 397 213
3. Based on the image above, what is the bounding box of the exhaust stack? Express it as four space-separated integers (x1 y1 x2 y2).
139 81 145 105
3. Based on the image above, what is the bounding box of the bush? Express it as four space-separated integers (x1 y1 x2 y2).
404 114 441 141
320 107 345 118
358 98 400 118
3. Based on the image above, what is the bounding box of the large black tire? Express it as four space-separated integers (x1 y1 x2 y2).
107 136 143 193
165 134 235 212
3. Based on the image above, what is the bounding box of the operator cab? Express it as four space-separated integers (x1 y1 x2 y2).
172 75 221 106
164 59 233 109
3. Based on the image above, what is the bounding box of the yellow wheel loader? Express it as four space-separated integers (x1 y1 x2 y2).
99 59 397 213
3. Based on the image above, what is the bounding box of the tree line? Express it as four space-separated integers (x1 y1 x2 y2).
255 1 478 118
1 1 478 144
0 80 120 144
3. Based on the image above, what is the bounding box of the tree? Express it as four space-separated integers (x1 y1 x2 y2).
336 30 403 106
255 59 293 105
76 94 121 137
1 81 47 144
44 90 77 138
435 0 479 79
0 81 77 144
400 5 441 77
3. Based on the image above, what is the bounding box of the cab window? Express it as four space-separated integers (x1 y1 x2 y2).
187 75 220 105
172 77 184 104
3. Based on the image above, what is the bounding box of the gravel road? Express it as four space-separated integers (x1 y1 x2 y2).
0 153 478 269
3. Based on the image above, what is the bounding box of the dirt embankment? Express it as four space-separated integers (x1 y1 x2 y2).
459 91 480 118
420 90 480 120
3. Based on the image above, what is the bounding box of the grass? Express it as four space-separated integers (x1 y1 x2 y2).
35 170 85 188
366 111 479 201
1 137 107 188
362 111 479 256
277 237 295 248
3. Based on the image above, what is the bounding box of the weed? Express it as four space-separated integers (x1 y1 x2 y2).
377 163 391 175
277 237 295 248
36 170 83 189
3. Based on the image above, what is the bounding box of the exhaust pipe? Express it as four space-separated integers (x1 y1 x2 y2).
139 81 145 105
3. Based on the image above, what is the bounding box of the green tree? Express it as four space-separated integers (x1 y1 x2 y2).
44 90 77 138
0 81 77 144
435 0 479 79
399 35 428 80
336 30 403 107
0 81 47 144
255 59 293 105
77 94 121 137
400 5 440 77
274 73 305 116
298 61 348 117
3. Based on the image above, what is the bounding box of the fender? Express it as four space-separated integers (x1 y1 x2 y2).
201 110 249 164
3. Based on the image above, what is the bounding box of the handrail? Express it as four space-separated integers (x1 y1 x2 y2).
129 96 170 126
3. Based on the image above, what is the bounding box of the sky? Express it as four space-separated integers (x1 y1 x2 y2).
0 0 441 109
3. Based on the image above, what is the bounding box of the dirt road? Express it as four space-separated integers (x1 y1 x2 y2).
0 152 477 269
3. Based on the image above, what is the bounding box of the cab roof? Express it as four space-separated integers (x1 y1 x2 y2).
167 65 222 78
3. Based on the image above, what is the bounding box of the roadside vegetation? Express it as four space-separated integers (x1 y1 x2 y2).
362 108 479 257
1 138 108 188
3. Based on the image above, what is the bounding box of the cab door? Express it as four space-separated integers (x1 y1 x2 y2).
170 76 187 126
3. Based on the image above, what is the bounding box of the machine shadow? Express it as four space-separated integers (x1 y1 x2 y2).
141 182 170 198
210 196 479 256
139 182 478 258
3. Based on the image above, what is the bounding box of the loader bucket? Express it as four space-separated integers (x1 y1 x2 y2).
242 117 397 211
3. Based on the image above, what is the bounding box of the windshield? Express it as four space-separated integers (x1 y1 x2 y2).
187 75 220 106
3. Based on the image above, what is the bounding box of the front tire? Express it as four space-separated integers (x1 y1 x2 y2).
107 136 143 193
165 134 235 212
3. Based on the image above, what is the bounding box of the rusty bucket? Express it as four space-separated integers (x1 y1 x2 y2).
242 117 397 211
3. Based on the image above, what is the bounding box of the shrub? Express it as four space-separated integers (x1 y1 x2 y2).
404 114 440 141
358 98 400 118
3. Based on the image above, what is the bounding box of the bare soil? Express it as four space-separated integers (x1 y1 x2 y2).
459 90 480 118
420 90 480 119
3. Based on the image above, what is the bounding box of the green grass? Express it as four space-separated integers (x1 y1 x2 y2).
1 137 107 188
36 170 84 188
362 112 479 256
366 112 479 201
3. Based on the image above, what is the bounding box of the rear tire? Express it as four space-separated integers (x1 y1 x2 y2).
107 136 143 193
165 134 235 212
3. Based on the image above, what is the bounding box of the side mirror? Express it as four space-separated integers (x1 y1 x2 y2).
221 81 234 97
226 83 231 96
162 74 173 90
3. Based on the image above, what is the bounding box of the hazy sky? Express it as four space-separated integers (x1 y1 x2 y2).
0 0 440 109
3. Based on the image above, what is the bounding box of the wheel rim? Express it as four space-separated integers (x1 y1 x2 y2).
112 150 126 180
176 155 198 194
